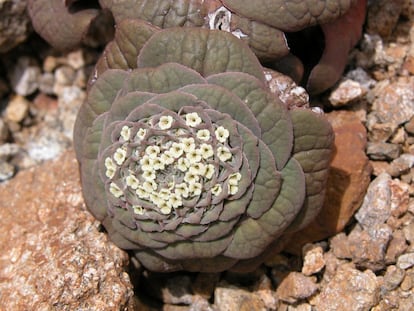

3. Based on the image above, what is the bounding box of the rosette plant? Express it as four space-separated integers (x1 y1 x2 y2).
74 21 334 272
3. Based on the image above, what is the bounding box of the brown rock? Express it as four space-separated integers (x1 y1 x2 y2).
0 150 135 310
276 272 318 304
301 244 325 276
310 264 379 311
214 286 267 311
285 110 372 253
385 229 409 264
348 224 392 271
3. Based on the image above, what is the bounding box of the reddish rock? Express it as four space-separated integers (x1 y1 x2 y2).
301 244 325 276
0 150 135 310
276 272 318 304
310 264 379 310
285 110 372 253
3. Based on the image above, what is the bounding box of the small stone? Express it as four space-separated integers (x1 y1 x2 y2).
301 244 325 276
9 57 41 96
66 50 86 70
53 66 76 96
388 154 414 177
214 286 267 311
0 160 15 181
370 77 414 126
310 264 379 311
397 253 414 269
382 265 405 291
390 178 410 217
287 303 312 311
5 95 29 123
370 160 390 176
275 272 318 304
330 232 352 259
355 173 392 229
390 126 407 144
348 224 392 271
38 72 55 95
329 79 366 107
367 142 401 160
385 229 408 264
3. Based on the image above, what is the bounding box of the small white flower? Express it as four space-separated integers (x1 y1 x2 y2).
160 152 175 165
181 137 196 153
159 201 172 215
120 125 131 141
199 143 214 159
159 188 171 200
211 184 222 196
189 182 202 196
175 183 189 198
168 142 184 158
217 146 232 162
184 171 200 184
109 182 123 198
105 156 116 170
136 186 149 199
228 172 242 185
159 115 174 129
105 168 116 179
215 126 230 143
169 193 183 208
145 145 161 159
152 157 165 170
142 170 156 181
143 180 157 193
113 147 127 165
132 205 144 215
150 193 162 206
228 184 239 195
185 112 202 127
196 129 210 141
126 174 140 189
139 155 154 171
189 162 206 175
136 128 147 140
177 157 190 172
205 164 215 180
186 149 202 164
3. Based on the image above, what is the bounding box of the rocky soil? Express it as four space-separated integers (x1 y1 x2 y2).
1 1 414 310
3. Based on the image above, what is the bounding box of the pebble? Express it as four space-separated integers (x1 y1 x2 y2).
329 79 366 107
388 154 414 177
214 286 267 311
370 78 414 126
385 229 408 264
4 95 30 123
38 72 55 95
366 141 401 160
9 56 41 96
397 253 414 269
355 173 392 228
310 264 379 311
301 244 325 276
382 265 405 291
275 272 318 304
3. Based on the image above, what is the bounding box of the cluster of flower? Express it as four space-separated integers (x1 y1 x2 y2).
103 110 243 216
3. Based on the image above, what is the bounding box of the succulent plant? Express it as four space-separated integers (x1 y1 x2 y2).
28 0 366 94
74 22 334 272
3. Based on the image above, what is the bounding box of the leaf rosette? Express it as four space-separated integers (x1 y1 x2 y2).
74 22 334 272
